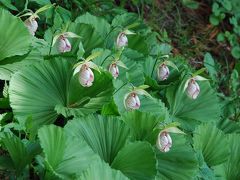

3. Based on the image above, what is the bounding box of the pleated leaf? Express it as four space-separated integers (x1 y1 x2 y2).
65 114 129 164
193 123 229 167
166 80 221 131
122 111 165 144
78 159 129 180
9 58 113 128
0 8 31 61
214 133 240 179
156 134 198 180
38 124 97 179
111 141 157 180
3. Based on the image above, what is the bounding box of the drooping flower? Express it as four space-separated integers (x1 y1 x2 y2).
58 35 71 53
109 63 119 79
79 64 94 87
116 32 128 48
157 64 170 81
124 92 141 110
24 18 38 36
156 131 172 152
186 78 200 99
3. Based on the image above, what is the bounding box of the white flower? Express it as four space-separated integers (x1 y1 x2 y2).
24 18 38 36
116 32 128 48
79 64 94 87
157 64 170 81
124 92 140 110
186 79 200 99
58 35 71 53
109 63 119 79
156 131 172 152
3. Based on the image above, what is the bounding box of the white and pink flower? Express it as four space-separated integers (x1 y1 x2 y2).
24 18 38 36
116 32 128 48
79 64 94 87
157 64 170 81
58 35 71 53
186 79 200 99
109 63 119 79
156 131 172 152
124 92 141 110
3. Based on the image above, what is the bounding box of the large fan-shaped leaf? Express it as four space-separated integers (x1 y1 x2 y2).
122 111 165 144
166 80 221 131
0 8 31 61
78 159 129 180
65 114 129 164
112 141 157 180
38 124 97 179
0 42 44 80
156 134 198 180
193 123 229 167
9 58 113 128
75 13 111 38
214 133 240 179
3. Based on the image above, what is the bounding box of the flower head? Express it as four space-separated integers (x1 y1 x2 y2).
156 131 172 152
157 64 170 81
58 35 71 53
79 64 94 87
24 18 38 36
109 63 119 79
116 32 128 48
186 78 200 99
124 92 141 110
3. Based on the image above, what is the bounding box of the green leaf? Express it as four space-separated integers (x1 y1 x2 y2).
75 13 111 39
156 134 198 179
0 0 18 11
193 123 229 166
65 114 130 164
0 8 31 61
1 133 41 175
166 80 221 131
111 141 157 180
214 134 240 179
38 124 97 179
204 53 217 80
231 46 240 59
122 111 165 144
9 58 113 129
78 159 129 180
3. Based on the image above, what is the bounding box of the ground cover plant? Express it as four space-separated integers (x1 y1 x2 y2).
0 0 240 179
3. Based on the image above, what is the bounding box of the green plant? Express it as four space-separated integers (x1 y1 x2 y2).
0 1 239 179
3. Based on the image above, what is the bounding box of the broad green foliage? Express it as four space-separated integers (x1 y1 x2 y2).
166 80 221 131
78 159 129 180
193 123 229 167
156 134 198 180
0 1 239 180
9 58 113 128
38 125 98 179
65 115 130 164
0 8 31 61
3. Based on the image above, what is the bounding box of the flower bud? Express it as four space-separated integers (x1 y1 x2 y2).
24 18 38 36
109 63 119 79
116 32 128 48
79 64 94 87
186 79 200 99
58 35 71 53
124 92 140 110
157 64 170 81
156 131 172 152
